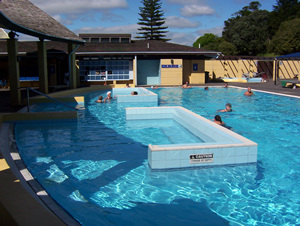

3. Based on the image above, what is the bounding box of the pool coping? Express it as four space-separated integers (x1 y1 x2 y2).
0 123 80 225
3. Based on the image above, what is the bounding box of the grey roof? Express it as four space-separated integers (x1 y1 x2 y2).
0 0 84 44
0 39 220 59
76 40 220 58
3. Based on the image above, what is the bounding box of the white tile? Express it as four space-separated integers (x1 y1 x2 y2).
152 151 167 161
222 147 236 158
166 160 180 168
166 150 181 160
236 146 248 156
235 155 248 164
151 161 167 169
222 156 235 165
210 157 222 165
180 158 191 167
248 155 257 163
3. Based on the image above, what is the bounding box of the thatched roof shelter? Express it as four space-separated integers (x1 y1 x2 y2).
0 0 84 44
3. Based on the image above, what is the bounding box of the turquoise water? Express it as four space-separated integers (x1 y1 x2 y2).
15 87 300 225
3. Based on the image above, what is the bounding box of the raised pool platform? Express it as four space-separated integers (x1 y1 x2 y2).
126 106 257 170
113 87 158 103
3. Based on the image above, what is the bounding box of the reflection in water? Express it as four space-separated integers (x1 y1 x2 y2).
63 159 124 181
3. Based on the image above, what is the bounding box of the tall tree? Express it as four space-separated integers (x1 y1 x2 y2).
136 0 170 41
222 1 270 55
268 0 300 37
268 18 300 54
193 33 218 48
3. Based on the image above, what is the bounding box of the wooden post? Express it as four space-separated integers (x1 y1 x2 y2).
7 33 21 105
38 39 48 94
273 60 279 85
68 43 77 89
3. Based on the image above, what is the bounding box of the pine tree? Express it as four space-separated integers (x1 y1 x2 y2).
136 0 170 42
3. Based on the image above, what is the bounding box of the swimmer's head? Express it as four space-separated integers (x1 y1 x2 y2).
215 115 222 122
107 91 112 96
98 96 103 100
225 103 232 109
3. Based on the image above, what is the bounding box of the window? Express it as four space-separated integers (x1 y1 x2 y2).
82 38 90 42
111 38 119 43
101 38 109 43
121 38 130 43
80 60 131 81
91 38 99 43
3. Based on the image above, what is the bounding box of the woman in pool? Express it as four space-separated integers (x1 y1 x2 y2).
104 91 116 101
218 103 233 112
213 115 225 126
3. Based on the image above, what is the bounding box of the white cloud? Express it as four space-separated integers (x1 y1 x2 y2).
181 5 215 17
167 0 207 4
166 16 199 28
30 0 128 15
196 26 224 37
166 32 197 46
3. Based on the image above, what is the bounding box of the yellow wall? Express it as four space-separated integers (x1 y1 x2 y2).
278 60 300 80
205 59 259 79
132 58 136 87
183 60 205 84
160 59 183 86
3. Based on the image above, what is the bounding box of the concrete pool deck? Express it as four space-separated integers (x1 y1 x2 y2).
0 81 299 224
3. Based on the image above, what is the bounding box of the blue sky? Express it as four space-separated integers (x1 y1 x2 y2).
27 0 275 46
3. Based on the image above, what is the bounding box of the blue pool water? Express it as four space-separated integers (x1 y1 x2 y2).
15 87 300 225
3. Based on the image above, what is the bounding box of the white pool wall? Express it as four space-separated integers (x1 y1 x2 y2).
113 87 158 103
126 106 257 170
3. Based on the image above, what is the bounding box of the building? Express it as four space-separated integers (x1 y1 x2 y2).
76 33 219 87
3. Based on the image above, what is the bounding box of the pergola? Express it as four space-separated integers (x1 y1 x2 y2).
0 0 84 105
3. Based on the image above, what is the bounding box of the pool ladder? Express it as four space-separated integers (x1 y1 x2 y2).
25 87 78 112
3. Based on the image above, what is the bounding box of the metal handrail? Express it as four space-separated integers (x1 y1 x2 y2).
25 87 77 112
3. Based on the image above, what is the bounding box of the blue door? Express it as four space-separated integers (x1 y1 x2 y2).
137 60 160 85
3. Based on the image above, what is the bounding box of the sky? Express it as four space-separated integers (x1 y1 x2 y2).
23 0 276 46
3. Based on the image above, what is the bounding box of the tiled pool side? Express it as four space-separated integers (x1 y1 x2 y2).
125 106 257 170
113 88 158 103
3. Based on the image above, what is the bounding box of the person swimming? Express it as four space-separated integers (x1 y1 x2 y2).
131 91 138 95
95 96 104 103
213 115 225 126
182 82 191 89
218 103 233 112
244 87 253 96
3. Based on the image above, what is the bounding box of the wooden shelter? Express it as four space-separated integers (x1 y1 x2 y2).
0 0 84 105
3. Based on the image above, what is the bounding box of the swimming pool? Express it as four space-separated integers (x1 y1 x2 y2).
15 87 300 225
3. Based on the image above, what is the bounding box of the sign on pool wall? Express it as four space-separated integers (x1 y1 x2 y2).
161 65 182 68
190 154 214 163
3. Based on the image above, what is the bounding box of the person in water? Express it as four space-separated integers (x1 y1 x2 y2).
104 91 115 101
218 103 233 112
182 82 191 89
224 83 228 88
244 87 253 96
131 91 138 95
95 95 104 103
213 115 225 126
204 87 209 90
